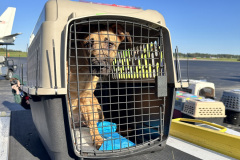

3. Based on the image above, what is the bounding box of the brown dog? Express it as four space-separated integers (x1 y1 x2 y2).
68 24 131 149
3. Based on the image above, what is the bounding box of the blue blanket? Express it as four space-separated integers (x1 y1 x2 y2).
97 121 135 150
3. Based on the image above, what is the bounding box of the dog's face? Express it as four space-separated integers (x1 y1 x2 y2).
81 24 131 76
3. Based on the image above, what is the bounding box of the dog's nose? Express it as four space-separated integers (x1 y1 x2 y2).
99 61 108 67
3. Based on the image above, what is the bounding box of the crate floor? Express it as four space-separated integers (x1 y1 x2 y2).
9 110 200 160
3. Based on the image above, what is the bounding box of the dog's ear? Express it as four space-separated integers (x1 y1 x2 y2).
110 24 132 43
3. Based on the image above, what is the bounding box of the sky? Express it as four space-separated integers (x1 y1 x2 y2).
0 0 239 55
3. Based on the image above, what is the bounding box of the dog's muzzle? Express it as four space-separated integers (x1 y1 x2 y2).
90 57 111 77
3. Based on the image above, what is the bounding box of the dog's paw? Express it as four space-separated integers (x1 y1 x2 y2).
96 143 102 150
94 136 104 150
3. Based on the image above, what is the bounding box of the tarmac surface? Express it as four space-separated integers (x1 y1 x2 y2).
0 76 202 160
1 58 240 159
0 76 24 112
179 60 240 100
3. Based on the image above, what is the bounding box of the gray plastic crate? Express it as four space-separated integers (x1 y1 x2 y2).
174 100 185 111
221 89 240 112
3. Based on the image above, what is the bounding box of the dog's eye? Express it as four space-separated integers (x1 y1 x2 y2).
108 42 114 48
84 38 94 48
84 42 93 48
84 42 89 47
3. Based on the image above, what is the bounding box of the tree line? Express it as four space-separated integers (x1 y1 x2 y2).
0 48 23 52
173 52 240 59
1 47 239 59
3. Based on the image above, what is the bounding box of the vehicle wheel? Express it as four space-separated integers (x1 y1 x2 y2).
6 70 13 80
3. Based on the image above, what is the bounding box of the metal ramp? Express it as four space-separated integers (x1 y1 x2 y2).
170 118 240 160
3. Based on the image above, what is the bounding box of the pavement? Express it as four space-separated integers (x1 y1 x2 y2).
5 109 236 160
0 59 239 160
0 76 24 160
179 60 240 100
0 76 50 160
0 111 10 160
0 76 25 112
0 75 238 160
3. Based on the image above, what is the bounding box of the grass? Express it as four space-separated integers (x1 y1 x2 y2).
0 51 27 57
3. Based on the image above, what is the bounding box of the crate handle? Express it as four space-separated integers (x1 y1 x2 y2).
172 118 227 132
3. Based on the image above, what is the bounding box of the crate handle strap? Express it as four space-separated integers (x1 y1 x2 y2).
172 118 227 132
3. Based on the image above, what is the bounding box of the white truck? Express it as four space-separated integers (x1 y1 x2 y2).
0 56 17 79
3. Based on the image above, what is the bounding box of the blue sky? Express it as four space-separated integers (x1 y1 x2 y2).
0 0 239 55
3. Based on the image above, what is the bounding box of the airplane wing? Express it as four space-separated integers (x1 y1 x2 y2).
3 32 22 38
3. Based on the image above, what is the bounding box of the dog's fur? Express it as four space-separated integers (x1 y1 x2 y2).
67 24 131 149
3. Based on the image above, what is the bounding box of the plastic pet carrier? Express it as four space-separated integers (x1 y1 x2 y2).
182 79 215 99
221 89 240 112
225 110 240 125
173 91 202 119
182 99 226 125
221 89 240 125
24 0 185 159
175 91 203 111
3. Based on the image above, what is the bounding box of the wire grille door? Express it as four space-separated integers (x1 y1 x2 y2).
67 18 167 157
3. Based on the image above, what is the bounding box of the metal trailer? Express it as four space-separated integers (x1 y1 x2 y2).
24 0 186 159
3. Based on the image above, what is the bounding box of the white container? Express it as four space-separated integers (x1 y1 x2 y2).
182 99 226 118
187 79 215 99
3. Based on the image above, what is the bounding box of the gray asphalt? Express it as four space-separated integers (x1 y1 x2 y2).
179 60 240 100
0 78 199 159
0 57 27 111
1 58 240 159
0 76 24 111
4 58 240 101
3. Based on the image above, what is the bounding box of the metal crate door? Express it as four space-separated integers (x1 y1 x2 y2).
67 18 167 157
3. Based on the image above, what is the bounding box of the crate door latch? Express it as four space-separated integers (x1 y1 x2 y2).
155 76 167 97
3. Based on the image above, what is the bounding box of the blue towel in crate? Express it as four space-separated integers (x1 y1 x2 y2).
97 121 135 150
